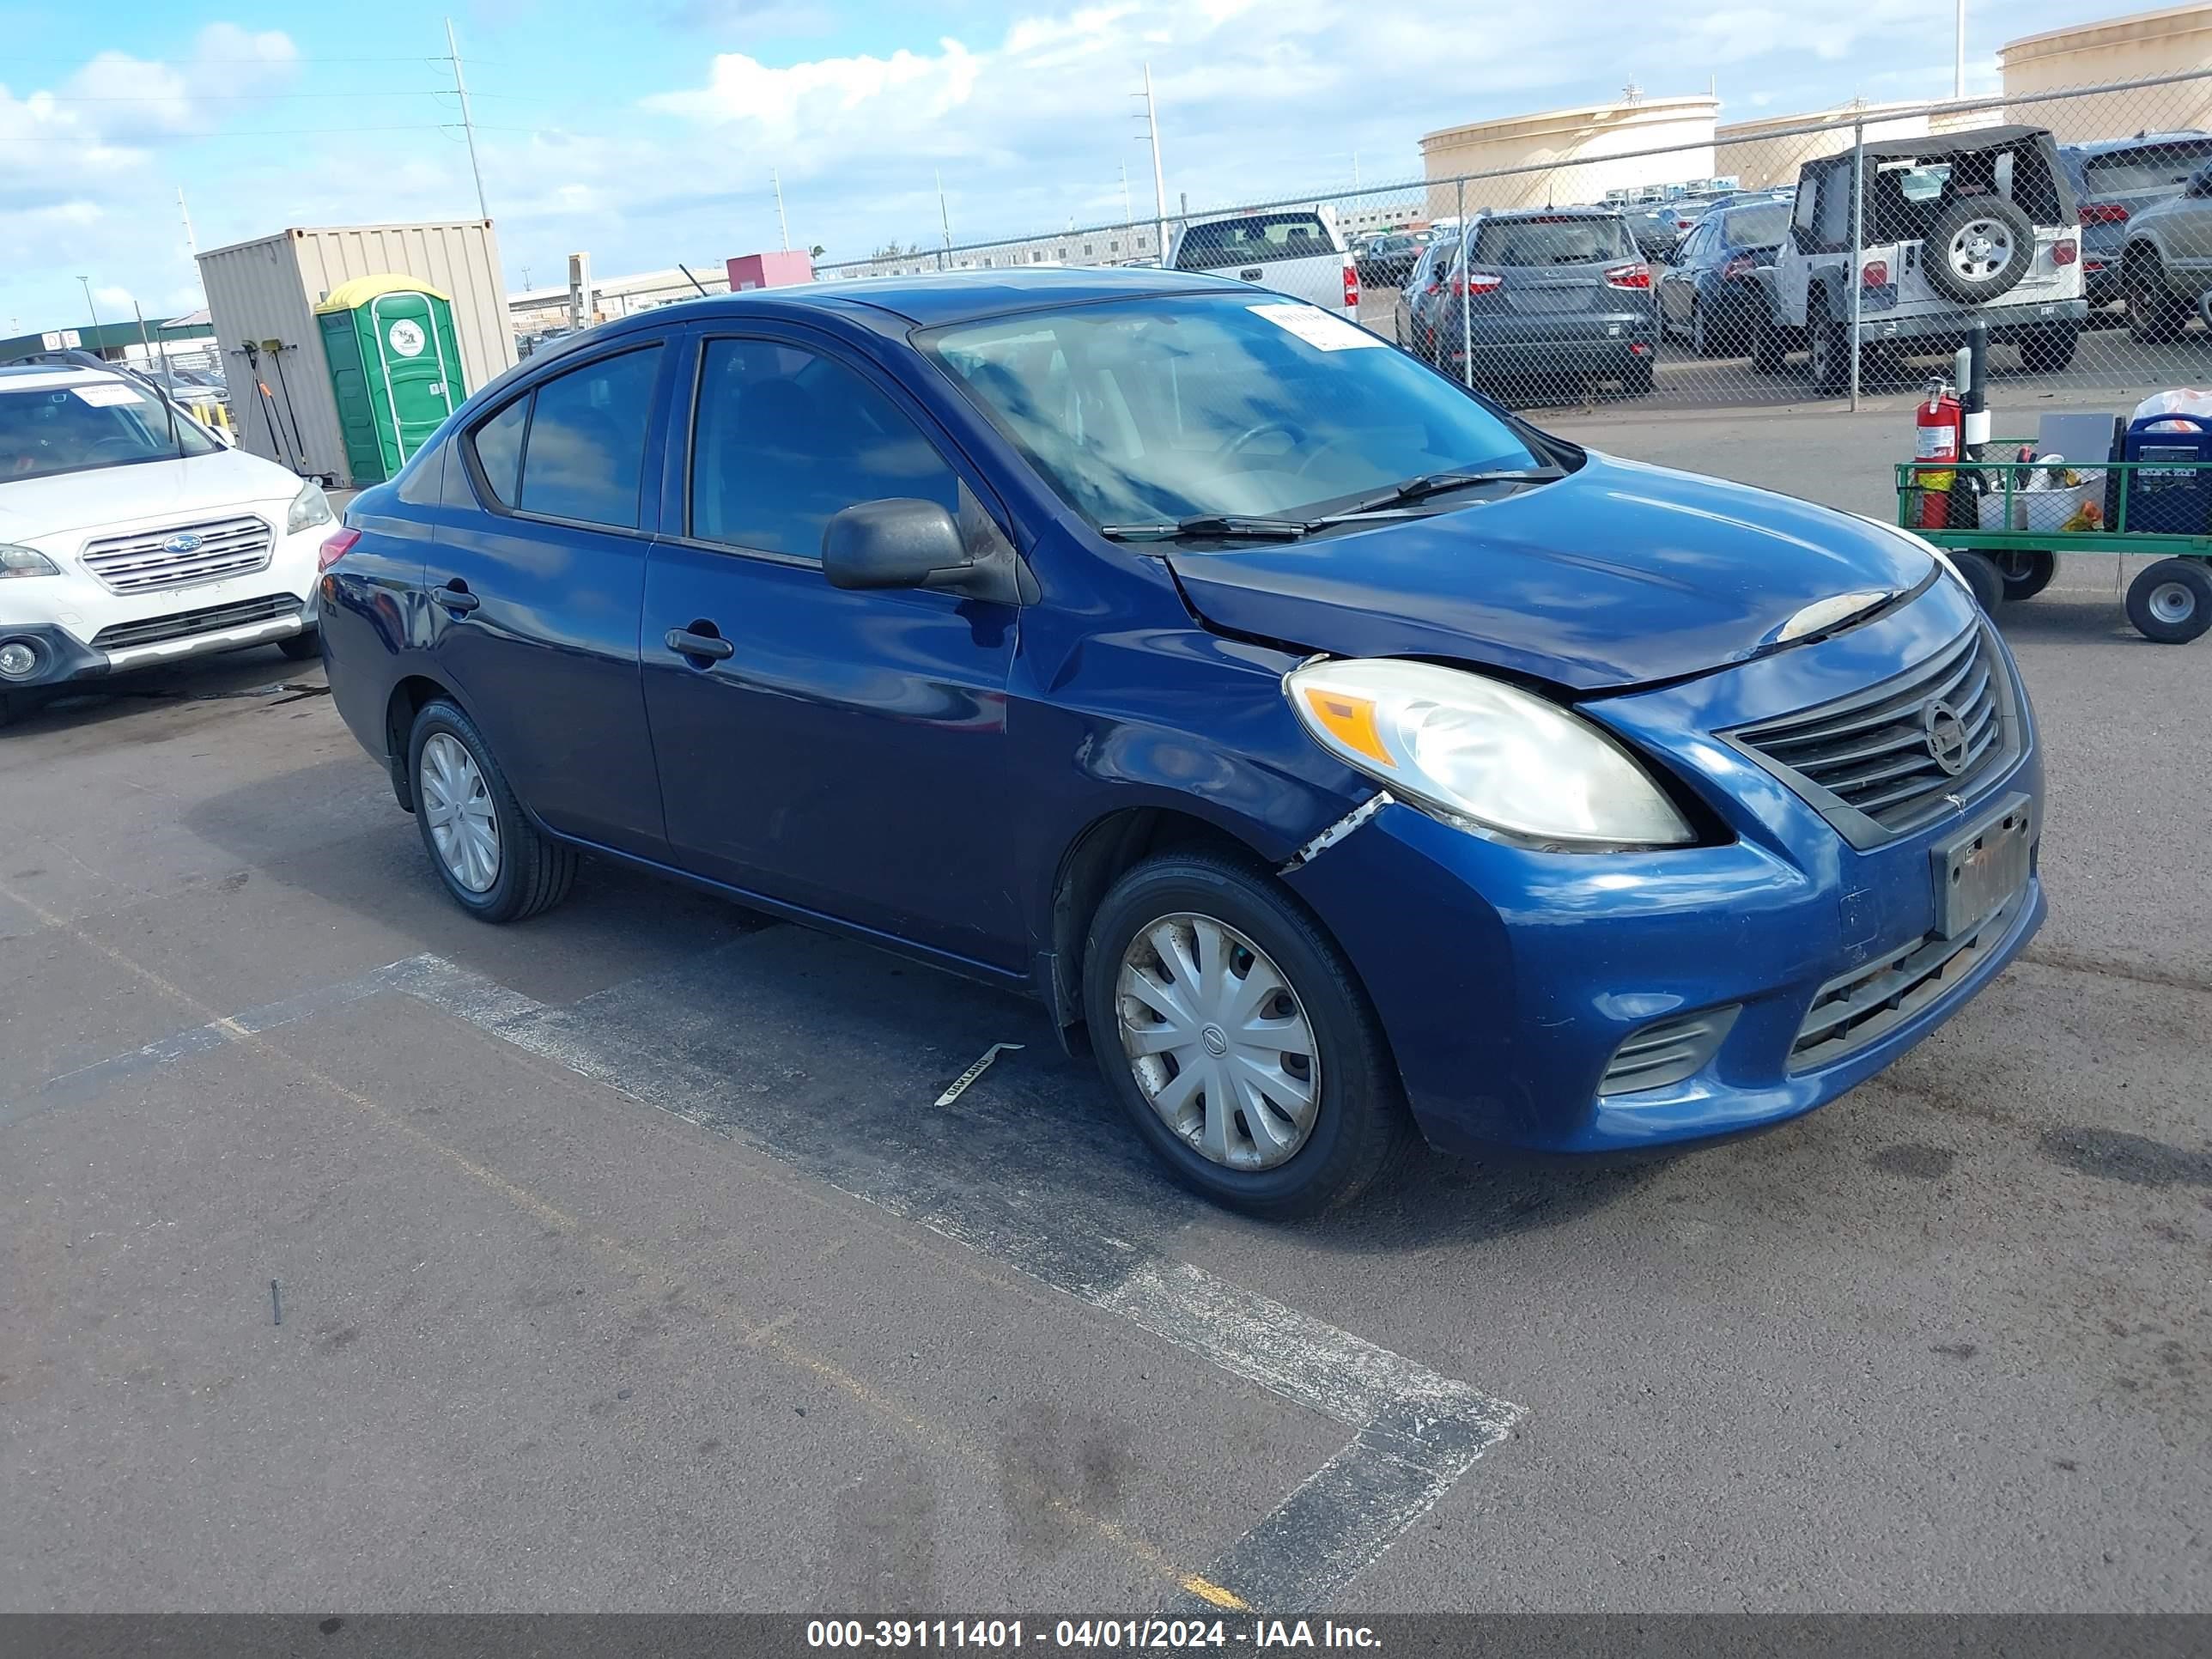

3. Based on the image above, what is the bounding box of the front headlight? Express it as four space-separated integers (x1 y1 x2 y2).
1285 658 1697 848
0 544 61 580
287 481 334 535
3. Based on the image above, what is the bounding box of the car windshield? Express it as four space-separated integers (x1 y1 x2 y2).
921 291 1541 529
2 376 217 481
1723 204 1791 247
1471 216 1635 266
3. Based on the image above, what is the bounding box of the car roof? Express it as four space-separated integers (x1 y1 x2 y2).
0 363 109 389
1480 206 1626 222
546 266 1249 336
2064 130 2211 159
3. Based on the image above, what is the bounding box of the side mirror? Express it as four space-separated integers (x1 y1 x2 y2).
822 498 969 591
2189 166 2212 198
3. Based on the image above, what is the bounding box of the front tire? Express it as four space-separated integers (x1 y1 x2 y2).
2127 252 2189 343
406 699 578 921
1081 850 1413 1218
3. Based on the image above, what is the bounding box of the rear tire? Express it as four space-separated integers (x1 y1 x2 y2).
2127 558 2212 642
1752 308 1788 374
2018 325 2078 374
1081 849 1414 1219
1620 357 1655 397
1808 295 1852 396
405 699 578 922
2127 252 2188 343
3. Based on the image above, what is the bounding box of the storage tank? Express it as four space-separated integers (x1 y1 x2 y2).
197 221 517 486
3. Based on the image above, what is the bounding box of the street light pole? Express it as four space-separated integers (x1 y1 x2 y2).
1143 62 1169 266
78 276 100 337
1955 0 1966 100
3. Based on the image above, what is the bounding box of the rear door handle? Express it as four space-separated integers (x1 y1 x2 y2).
434 581 479 614
665 627 734 662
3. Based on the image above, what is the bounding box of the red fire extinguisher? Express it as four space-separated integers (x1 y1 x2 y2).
1914 381 1962 528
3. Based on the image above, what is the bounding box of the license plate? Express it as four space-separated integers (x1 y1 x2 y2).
1930 793 2033 940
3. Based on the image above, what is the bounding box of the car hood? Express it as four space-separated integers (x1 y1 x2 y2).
0 446 302 544
1164 451 1935 692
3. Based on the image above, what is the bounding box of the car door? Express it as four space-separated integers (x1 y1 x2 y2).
1660 225 1705 326
433 338 672 856
639 325 1024 969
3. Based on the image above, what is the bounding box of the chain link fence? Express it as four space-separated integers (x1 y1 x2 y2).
809 69 2212 418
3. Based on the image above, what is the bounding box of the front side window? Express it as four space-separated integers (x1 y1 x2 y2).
690 338 961 561
2 377 219 481
515 347 661 529
923 291 1540 528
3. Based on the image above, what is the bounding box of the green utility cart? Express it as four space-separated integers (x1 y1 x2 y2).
1896 448 2212 643
315 275 466 484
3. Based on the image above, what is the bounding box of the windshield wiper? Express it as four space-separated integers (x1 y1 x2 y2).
1099 514 1313 542
1308 466 1565 526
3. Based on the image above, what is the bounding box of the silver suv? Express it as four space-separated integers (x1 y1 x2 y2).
1763 125 2086 393
2118 161 2212 340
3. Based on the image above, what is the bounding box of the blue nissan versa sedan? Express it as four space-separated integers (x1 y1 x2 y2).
318 268 2044 1218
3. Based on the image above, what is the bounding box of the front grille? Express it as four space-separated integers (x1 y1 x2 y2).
1730 623 2018 847
92 593 301 652
79 514 274 597
1790 887 2027 1072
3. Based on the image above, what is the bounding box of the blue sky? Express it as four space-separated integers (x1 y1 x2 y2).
0 0 2167 334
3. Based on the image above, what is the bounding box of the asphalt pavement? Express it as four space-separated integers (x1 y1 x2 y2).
3 415 2209 1613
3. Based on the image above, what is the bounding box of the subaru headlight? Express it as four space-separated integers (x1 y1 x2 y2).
1285 659 1696 848
287 481 333 535
0 544 61 579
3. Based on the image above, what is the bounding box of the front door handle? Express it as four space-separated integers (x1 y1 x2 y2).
434 581 480 614
665 627 734 662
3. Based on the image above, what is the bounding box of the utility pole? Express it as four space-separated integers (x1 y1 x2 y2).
1954 0 1966 100
1139 62 1168 264
446 17 489 222
177 187 198 256
937 168 953 252
772 168 790 252
132 299 172 378
78 277 100 336
1120 161 1132 228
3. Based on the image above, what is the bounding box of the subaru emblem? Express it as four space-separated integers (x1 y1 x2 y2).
164 532 204 555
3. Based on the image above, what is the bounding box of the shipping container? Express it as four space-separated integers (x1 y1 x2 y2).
196 221 518 487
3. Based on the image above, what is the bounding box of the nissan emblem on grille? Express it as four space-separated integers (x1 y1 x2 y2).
1923 699 1970 775
163 532 204 555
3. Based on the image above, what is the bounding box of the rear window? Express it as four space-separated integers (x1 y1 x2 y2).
1470 216 1634 267
1723 204 1791 247
1175 212 1338 271
2082 140 2212 194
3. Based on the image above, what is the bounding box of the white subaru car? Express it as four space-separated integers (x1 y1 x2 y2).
1 359 333 726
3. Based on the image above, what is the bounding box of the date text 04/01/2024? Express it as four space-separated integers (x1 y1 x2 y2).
803 1619 1382 1650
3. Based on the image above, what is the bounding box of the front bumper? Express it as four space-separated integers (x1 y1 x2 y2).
1282 581 2045 1157
0 526 324 694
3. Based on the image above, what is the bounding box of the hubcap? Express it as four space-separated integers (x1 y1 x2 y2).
1950 219 2013 282
1115 913 1321 1172
420 732 501 893
2149 580 2197 624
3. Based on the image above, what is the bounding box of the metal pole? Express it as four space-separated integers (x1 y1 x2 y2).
1145 63 1169 268
937 168 953 252
1120 161 1131 228
446 17 489 222
1849 120 1864 411
177 187 198 256
772 170 790 252
1457 178 1473 390
79 276 100 336
1955 0 1966 100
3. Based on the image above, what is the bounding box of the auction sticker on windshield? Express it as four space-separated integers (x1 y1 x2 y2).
1248 302 1385 351
71 383 139 407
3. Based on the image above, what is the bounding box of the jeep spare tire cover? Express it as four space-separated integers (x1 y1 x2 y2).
1923 193 2036 305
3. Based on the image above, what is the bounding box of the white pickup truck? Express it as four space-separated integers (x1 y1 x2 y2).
1166 206 1361 317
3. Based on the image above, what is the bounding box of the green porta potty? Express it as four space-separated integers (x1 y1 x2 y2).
314 275 466 484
